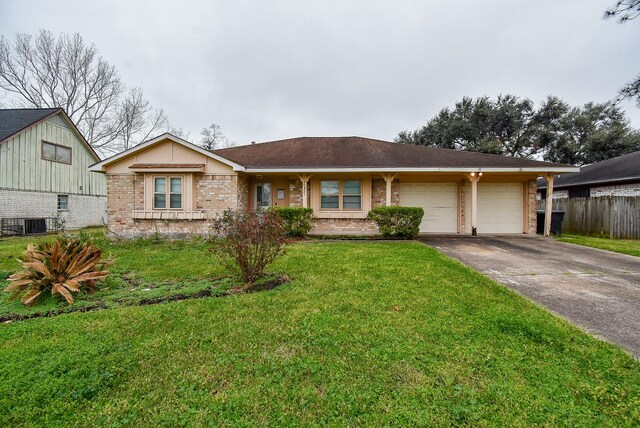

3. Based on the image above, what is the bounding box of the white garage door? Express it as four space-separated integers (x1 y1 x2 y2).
399 183 458 233
465 183 524 234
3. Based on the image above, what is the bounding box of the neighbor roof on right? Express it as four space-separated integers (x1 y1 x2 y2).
538 151 640 189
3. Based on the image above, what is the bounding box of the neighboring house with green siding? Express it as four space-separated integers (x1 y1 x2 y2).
0 108 106 234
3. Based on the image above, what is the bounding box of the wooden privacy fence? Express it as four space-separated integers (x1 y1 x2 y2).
537 196 640 239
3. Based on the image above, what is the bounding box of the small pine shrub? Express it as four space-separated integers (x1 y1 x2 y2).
210 209 288 284
269 207 315 237
5 238 113 305
367 206 425 239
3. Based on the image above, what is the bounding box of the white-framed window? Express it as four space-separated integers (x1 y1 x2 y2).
320 180 362 210
153 176 183 209
57 195 69 211
42 141 72 164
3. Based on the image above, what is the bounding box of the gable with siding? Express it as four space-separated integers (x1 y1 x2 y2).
0 112 106 196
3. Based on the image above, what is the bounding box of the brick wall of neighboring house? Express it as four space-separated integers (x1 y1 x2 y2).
371 179 400 208
0 188 107 229
536 189 570 200
552 189 569 199
527 179 538 234
590 182 640 197
107 173 242 238
309 218 379 235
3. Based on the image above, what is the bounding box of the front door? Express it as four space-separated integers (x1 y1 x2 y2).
254 183 272 209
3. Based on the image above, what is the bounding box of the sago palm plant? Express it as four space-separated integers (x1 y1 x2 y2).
5 238 113 305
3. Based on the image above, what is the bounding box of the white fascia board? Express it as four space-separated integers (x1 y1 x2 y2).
243 166 581 173
539 176 640 189
89 133 246 172
128 167 205 173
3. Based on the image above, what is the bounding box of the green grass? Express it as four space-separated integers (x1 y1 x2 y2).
0 232 639 426
0 230 234 317
557 234 640 257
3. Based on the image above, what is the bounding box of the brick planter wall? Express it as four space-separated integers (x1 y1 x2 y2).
309 218 379 236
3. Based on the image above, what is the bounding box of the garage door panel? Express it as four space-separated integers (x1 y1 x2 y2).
400 183 458 233
465 183 523 234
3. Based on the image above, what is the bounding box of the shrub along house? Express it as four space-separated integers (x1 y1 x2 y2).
0 108 107 235
89 134 578 237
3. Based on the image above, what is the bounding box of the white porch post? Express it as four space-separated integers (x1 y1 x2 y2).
544 174 554 237
382 173 397 206
467 172 482 236
297 174 311 208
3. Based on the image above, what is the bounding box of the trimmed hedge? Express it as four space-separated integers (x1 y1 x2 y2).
269 207 315 237
367 206 425 239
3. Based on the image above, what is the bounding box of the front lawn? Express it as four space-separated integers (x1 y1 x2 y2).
0 230 233 318
557 234 640 257
0 233 639 426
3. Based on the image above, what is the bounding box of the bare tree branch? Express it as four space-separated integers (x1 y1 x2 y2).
604 0 640 22
0 30 177 158
200 123 235 150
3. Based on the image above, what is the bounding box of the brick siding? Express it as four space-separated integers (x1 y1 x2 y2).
309 218 379 235
371 179 399 208
237 175 249 210
107 175 139 235
527 179 537 234
105 173 541 237
590 183 640 197
289 179 303 207
195 175 239 211
107 173 244 238
459 181 467 234
552 190 570 199
0 188 106 229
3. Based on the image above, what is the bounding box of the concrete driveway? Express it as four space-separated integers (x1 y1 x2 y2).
420 235 640 358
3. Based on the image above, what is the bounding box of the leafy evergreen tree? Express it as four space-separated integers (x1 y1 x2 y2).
397 95 640 165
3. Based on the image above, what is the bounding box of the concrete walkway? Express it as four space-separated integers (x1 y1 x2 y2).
420 235 640 358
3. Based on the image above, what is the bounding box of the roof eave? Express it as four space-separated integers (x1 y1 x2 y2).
243 166 581 173
89 133 246 172
539 175 640 190
129 167 205 173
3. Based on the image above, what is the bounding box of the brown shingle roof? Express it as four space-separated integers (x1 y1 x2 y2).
214 136 571 169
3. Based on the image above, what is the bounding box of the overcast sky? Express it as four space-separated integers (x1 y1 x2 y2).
1 0 639 146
